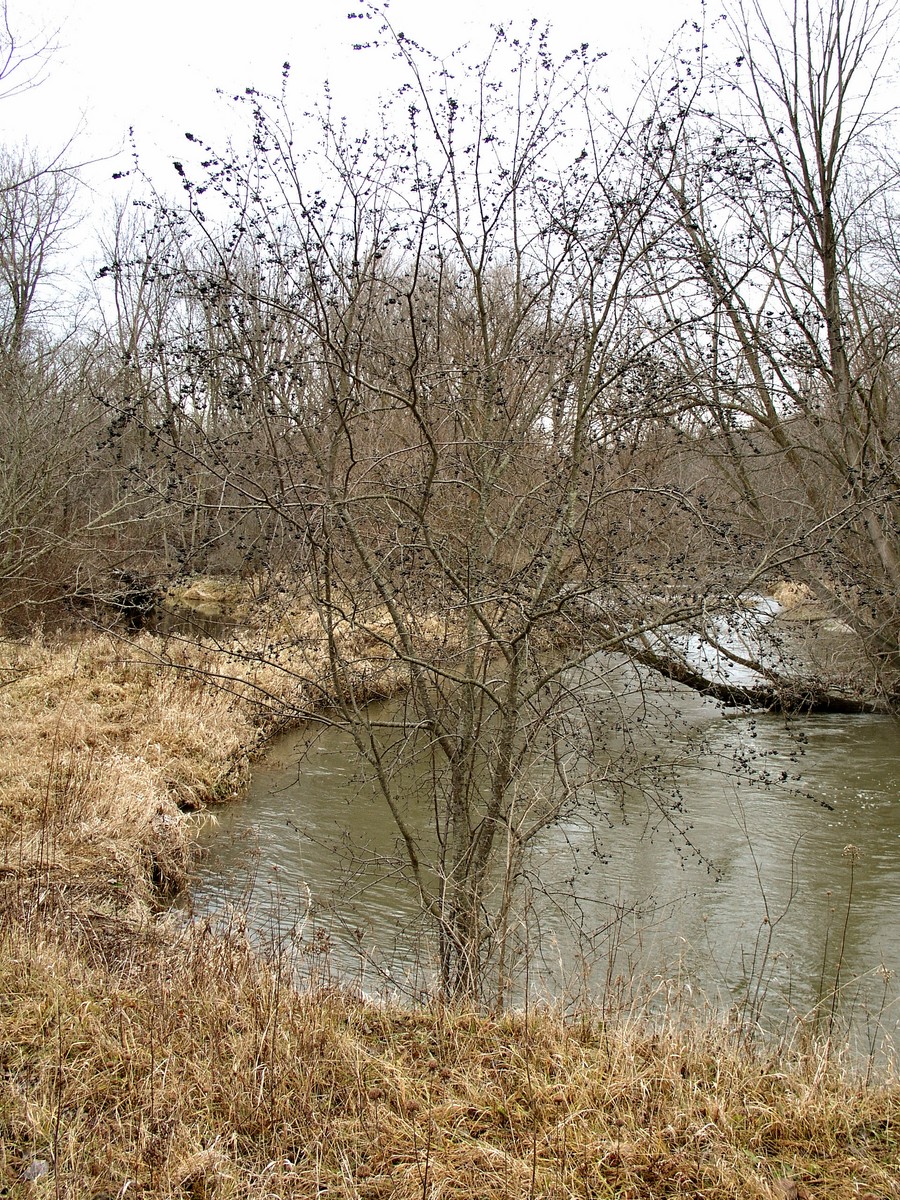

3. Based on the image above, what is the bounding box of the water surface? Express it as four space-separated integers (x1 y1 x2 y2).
188 663 899 1052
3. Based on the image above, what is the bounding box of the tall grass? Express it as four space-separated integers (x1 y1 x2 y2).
1 913 897 1198
0 613 407 923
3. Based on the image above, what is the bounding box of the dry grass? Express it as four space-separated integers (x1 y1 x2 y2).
0 630 255 922
0 599 897 1198
0 601 409 924
0 917 897 1199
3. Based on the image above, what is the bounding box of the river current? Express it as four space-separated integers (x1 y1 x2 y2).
187 610 899 1055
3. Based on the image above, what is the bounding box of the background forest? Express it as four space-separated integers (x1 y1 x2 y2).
3 1 897 699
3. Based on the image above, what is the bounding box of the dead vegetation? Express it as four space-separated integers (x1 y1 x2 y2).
0 595 410 926
0 916 897 1200
0 608 897 1199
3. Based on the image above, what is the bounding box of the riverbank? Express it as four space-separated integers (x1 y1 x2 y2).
0 604 411 925
1 617 897 1198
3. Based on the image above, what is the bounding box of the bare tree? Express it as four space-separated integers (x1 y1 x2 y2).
640 0 900 705
94 5 900 1000
0 0 57 102
125 23 713 999
0 145 76 356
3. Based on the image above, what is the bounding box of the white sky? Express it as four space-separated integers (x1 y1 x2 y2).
4 0 695 184
0 0 709 315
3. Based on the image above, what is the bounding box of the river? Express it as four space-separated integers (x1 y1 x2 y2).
186 632 899 1056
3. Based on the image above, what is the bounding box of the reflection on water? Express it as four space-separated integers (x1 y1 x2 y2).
187 664 899 1051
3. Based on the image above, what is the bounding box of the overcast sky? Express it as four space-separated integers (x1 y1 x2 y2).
5 0 694 177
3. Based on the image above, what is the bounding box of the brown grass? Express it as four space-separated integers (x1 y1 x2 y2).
0 630 254 922
0 604 897 1199
0 604 409 924
0 917 896 1200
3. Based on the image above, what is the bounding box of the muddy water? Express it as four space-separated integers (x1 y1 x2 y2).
188 662 899 1046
